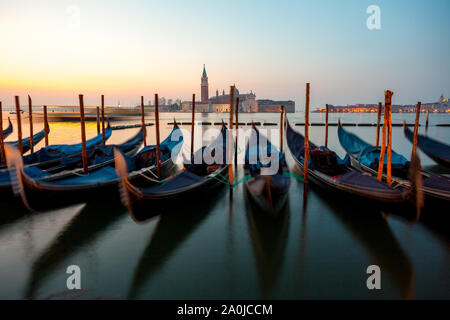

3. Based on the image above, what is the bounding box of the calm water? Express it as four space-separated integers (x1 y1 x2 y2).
0 112 449 299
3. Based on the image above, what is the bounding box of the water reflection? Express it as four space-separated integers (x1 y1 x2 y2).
128 187 226 299
244 191 290 299
312 185 415 299
25 200 126 299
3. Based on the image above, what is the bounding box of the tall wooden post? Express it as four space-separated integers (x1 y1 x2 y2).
376 102 382 146
28 95 34 153
155 94 161 180
412 102 421 158
228 86 234 186
304 83 310 182
386 92 393 186
96 106 100 135
101 95 106 145
141 96 147 147
377 100 389 181
235 97 239 165
79 94 88 175
43 105 49 146
15 96 23 155
280 105 284 152
425 111 429 133
324 104 329 148
190 94 195 156
0 101 4 163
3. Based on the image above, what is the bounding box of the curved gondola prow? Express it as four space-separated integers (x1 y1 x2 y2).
3 117 13 138
4 144 34 212
114 148 134 215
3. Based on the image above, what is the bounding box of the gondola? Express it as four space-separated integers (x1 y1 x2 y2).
115 123 228 221
404 125 450 169
243 124 291 215
5 124 163 209
0 124 113 195
338 123 450 203
286 119 405 203
0 123 111 171
8 126 47 154
2 118 13 139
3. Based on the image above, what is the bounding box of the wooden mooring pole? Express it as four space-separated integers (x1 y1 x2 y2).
304 83 310 182
101 95 106 145
96 106 100 135
377 98 389 181
155 94 161 180
191 94 195 156
79 94 88 175
386 90 393 185
324 104 329 148
412 102 421 158
280 105 284 152
425 111 429 133
0 101 4 163
15 96 23 155
28 95 34 153
43 105 49 146
235 97 239 165
228 86 234 186
376 102 382 146
141 96 147 147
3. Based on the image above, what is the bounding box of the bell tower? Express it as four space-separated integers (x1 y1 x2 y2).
201 64 209 103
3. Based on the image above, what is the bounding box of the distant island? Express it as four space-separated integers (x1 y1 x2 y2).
314 95 449 113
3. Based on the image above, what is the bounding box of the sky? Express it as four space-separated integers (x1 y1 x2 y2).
0 0 449 110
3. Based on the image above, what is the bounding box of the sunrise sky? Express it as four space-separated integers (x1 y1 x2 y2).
0 0 449 109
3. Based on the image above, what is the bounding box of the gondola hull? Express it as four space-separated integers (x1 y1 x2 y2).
339 126 450 205
404 126 450 169
125 165 229 222
287 120 406 205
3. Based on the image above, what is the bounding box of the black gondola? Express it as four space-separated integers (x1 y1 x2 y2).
243 124 291 215
8 125 47 154
404 125 450 169
338 123 450 203
5 124 179 210
286 118 406 203
2 118 13 139
115 123 228 221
